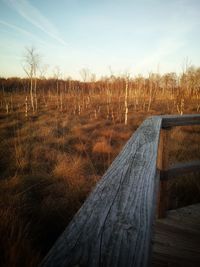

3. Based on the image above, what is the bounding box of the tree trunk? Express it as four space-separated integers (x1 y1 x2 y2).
124 78 129 125
30 77 34 112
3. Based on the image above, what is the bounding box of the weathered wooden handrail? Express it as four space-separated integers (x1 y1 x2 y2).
162 114 200 128
40 114 200 267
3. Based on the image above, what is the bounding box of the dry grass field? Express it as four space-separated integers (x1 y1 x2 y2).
0 75 199 266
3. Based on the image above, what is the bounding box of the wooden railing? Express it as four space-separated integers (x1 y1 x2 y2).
40 114 200 267
157 115 200 218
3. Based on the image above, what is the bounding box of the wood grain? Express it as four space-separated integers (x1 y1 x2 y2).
40 116 162 267
152 203 200 267
157 129 170 218
40 114 200 267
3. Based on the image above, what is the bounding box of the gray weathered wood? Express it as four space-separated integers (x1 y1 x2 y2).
161 114 200 128
160 160 200 180
40 114 200 267
152 203 200 267
40 116 162 267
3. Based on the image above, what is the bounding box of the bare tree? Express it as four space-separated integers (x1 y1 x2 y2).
39 64 49 107
23 46 40 112
53 66 62 110
124 73 130 125
79 68 90 82
39 64 49 79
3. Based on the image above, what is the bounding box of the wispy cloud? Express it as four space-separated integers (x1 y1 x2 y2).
0 19 46 45
3 0 67 46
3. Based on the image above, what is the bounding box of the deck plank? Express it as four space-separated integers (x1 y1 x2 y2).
152 203 200 267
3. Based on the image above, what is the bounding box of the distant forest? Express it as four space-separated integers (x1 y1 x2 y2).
1 65 200 118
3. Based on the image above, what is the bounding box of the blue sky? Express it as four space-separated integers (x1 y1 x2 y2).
0 0 200 79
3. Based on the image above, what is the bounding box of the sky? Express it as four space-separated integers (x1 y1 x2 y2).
0 0 200 79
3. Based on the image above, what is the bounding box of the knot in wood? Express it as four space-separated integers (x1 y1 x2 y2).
131 151 146 169
139 125 157 144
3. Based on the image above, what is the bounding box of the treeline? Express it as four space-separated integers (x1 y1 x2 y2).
1 65 200 96
0 66 200 122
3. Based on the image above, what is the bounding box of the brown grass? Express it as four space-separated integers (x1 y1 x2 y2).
0 89 199 266
166 125 200 209
92 137 113 154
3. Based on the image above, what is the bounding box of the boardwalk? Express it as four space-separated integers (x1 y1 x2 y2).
40 115 200 267
152 203 200 267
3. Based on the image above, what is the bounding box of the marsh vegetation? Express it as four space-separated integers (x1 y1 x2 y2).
0 68 200 266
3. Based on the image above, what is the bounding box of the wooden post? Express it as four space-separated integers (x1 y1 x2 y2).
157 128 170 218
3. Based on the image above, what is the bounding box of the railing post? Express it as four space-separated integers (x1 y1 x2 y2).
157 128 170 218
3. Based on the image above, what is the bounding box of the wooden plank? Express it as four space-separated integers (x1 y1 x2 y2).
160 160 200 180
161 114 200 128
152 203 200 267
157 129 170 218
40 116 162 267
